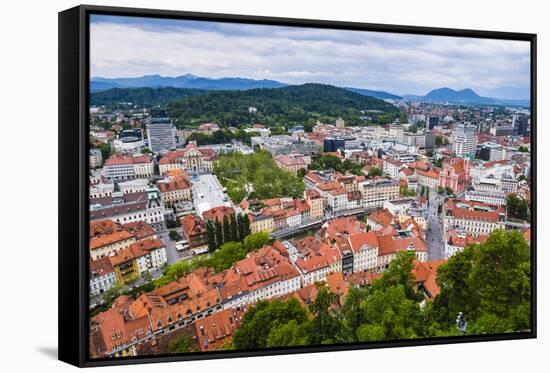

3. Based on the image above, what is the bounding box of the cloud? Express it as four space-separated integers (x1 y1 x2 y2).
90 15 531 99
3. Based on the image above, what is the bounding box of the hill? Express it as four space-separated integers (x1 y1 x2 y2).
90 87 207 108
91 74 287 92
404 87 529 107
167 83 400 127
344 87 402 100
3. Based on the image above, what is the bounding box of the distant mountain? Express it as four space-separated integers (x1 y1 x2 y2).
90 74 287 92
167 83 399 127
403 87 529 107
344 87 402 100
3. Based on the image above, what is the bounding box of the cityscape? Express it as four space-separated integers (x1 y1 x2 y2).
87 16 532 359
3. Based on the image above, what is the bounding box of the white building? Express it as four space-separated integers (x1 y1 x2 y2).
451 123 478 158
118 178 150 195
89 257 116 296
348 232 379 272
103 154 154 181
359 178 400 209
90 148 103 169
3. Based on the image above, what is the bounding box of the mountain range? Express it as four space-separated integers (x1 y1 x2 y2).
90 74 401 100
91 75 529 107
91 74 286 92
403 87 529 107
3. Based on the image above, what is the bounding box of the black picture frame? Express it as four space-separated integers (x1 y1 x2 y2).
58 4 537 368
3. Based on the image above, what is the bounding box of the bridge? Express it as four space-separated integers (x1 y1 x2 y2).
270 206 379 239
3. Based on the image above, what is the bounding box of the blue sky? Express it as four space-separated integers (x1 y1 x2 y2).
90 15 530 99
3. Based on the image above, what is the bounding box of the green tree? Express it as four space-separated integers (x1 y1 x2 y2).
222 215 231 244
168 335 196 353
98 143 112 161
207 241 246 272
243 232 271 252
506 193 530 221
239 213 251 237
266 320 309 348
101 283 125 305
206 220 217 252
356 285 421 341
308 286 346 345
367 167 382 178
342 286 369 340
215 220 223 249
297 168 307 178
434 230 531 333
371 251 419 301
168 230 182 241
232 298 310 349
230 215 239 242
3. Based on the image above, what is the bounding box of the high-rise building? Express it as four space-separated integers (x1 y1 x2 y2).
335 117 345 128
426 116 440 130
146 117 176 153
451 123 478 158
512 113 530 136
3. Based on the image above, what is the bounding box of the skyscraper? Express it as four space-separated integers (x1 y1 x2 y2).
512 113 529 136
451 123 478 158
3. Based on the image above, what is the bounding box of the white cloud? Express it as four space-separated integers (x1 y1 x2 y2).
90 16 531 99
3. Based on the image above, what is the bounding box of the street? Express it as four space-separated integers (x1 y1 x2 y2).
425 188 446 260
157 229 192 265
192 173 234 216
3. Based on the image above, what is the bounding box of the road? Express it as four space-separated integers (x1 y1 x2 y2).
191 173 234 216
157 229 193 265
425 189 446 260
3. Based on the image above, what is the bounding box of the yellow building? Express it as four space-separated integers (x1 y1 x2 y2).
250 215 275 234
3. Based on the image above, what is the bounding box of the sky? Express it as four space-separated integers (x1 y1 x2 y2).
90 15 531 99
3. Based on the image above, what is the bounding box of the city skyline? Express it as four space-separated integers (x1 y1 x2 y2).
90 15 531 100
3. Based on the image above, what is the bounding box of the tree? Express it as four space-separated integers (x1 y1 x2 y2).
240 213 251 237
266 320 309 348
141 147 153 154
367 167 382 178
206 220 217 252
214 220 223 249
169 230 182 241
342 286 369 340
222 215 231 244
371 251 421 301
98 143 112 161
518 145 529 153
101 283 124 305
506 193 529 221
307 286 346 345
297 168 307 178
243 232 271 252
141 271 152 284
168 335 196 353
434 230 531 333
356 285 421 342
435 135 443 146
207 241 246 272
237 213 248 241
230 215 239 242
232 299 310 350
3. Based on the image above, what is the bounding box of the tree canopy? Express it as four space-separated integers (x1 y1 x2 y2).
214 150 304 203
